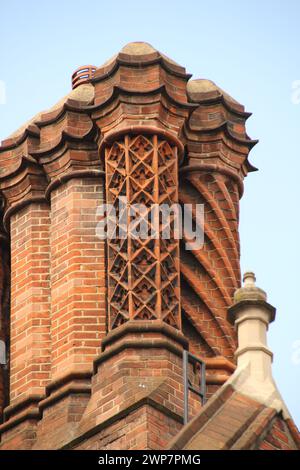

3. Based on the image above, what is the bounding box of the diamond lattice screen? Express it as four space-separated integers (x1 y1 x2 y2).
105 134 181 330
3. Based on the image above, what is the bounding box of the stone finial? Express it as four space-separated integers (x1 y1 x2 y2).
233 271 268 304
228 271 276 352
227 272 290 418
243 271 256 286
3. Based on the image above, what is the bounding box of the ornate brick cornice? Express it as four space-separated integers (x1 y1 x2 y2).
182 79 257 180
89 43 194 146
0 97 102 224
90 84 196 149
0 155 48 230
0 47 257 227
0 124 40 153
92 42 191 88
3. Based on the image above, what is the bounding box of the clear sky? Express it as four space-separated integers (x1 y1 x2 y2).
1 0 300 427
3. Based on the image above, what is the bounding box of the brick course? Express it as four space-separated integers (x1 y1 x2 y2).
10 202 51 403
50 178 105 380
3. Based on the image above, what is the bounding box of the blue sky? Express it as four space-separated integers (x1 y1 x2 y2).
1 0 300 426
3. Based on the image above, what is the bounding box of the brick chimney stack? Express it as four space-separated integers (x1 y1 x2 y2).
0 42 260 450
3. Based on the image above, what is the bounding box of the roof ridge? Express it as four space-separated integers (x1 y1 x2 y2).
192 389 240 437
231 406 277 450
186 391 264 450
168 384 235 449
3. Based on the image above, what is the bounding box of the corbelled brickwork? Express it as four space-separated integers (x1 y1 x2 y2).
0 42 298 450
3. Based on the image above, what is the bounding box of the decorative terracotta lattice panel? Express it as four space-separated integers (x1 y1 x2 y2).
105 134 181 330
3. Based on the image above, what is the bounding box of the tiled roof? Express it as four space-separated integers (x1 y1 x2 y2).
169 384 300 450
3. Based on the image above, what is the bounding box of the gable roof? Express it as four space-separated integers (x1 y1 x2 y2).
169 383 300 450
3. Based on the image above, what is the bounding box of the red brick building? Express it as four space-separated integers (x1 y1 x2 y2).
0 42 299 450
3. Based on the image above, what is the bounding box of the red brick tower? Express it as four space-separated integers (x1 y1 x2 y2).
0 42 298 450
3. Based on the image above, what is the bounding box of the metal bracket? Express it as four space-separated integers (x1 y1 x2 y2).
183 350 206 425
0 340 6 365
